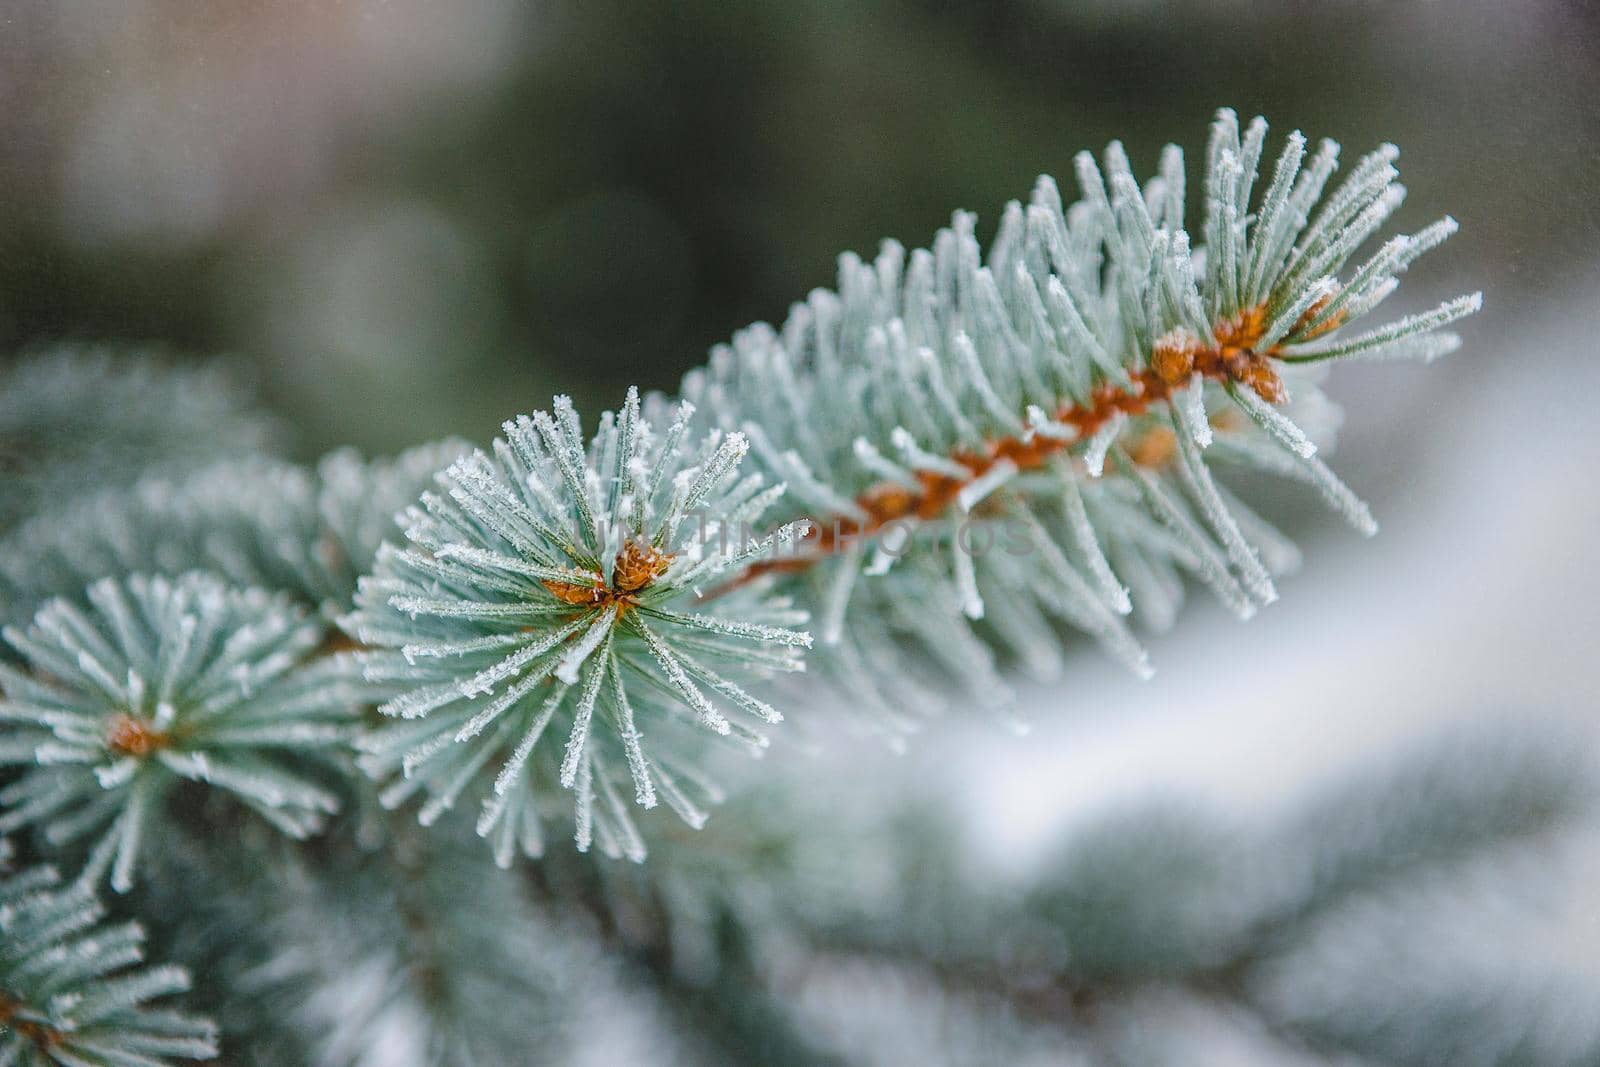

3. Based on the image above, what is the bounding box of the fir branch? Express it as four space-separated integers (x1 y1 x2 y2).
345 393 811 864
674 106 1475 724
0 109 1472 870
0 574 374 892
0 856 217 1065
345 108 1474 862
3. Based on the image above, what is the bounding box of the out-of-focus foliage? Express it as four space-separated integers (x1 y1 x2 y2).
1 1 1590 454
0 349 280 532
0 440 470 629
0 848 217 1066
568 722 1600 1066
135 818 706 1067
136 718 1594 1066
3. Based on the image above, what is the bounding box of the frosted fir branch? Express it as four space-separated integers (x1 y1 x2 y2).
0 861 217 1064
326 107 1472 862
672 106 1472 728
0 574 368 892
346 387 812 864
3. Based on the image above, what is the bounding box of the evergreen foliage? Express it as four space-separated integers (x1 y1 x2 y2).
349 108 1476 861
0 574 368 892
0 851 217 1065
0 350 280 534
0 108 1532 1064
0 442 470 631
346 394 812 864
591 723 1597 1067
678 109 1474 721
133 819 702 1067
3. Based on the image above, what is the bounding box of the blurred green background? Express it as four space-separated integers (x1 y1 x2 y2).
3 0 1595 458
